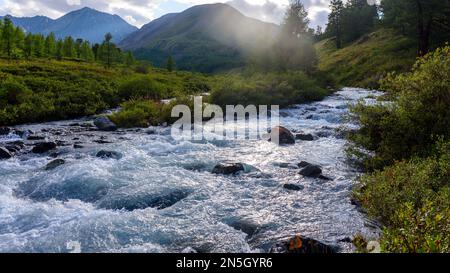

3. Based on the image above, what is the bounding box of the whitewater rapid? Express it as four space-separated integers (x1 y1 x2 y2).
0 88 380 253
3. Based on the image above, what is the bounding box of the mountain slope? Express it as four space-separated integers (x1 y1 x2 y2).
119 3 279 73
316 29 417 88
1 7 137 43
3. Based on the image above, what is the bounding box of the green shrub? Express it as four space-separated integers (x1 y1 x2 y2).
0 77 32 105
118 76 168 101
348 46 450 170
210 71 329 107
109 100 164 128
353 140 450 253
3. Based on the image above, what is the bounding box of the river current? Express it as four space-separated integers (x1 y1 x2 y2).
0 88 381 253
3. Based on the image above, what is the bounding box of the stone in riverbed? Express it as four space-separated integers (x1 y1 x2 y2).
0 147 12 160
299 164 323 178
96 150 123 160
97 189 190 211
32 142 57 154
270 235 337 254
94 116 117 131
268 126 295 145
212 163 245 175
298 161 311 168
283 184 304 191
27 135 46 141
45 159 65 170
295 133 314 141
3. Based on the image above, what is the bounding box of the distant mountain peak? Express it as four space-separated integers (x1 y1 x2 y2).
1 7 137 43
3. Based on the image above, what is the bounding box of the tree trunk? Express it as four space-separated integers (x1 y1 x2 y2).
417 1 432 56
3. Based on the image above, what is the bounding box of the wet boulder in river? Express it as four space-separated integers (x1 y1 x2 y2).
296 133 314 141
32 142 57 154
212 163 245 175
298 161 311 168
96 150 123 160
299 164 323 178
94 116 117 131
45 159 65 171
270 235 337 254
0 147 12 160
268 126 295 145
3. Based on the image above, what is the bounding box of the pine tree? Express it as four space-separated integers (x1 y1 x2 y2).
55 39 63 60
75 38 83 59
103 33 113 68
275 0 317 71
1 18 15 58
44 33 56 57
381 0 450 56
327 0 344 48
33 34 45 58
80 41 94 61
24 33 34 59
63 36 75 58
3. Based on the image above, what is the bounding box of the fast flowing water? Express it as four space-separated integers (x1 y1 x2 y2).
0 88 381 253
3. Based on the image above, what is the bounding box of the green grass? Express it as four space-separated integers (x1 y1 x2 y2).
316 29 417 89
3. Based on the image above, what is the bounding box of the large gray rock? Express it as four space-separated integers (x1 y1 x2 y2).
299 164 323 178
268 126 295 145
0 147 12 160
94 116 117 131
270 235 337 253
32 142 57 154
212 163 245 175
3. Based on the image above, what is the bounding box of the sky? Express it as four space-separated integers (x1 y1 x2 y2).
0 0 333 29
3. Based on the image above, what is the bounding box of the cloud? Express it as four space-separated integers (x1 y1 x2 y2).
0 0 332 28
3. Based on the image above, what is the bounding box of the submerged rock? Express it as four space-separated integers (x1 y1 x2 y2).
268 126 295 145
0 147 12 160
270 235 337 254
27 135 46 141
96 150 123 160
226 219 260 237
283 184 304 191
15 177 109 203
94 116 117 131
32 142 57 154
295 133 314 141
97 189 190 211
212 163 245 175
45 159 65 171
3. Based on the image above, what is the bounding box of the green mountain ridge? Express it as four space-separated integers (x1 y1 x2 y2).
119 3 280 73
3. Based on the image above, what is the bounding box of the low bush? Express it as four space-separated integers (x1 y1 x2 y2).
210 71 330 108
